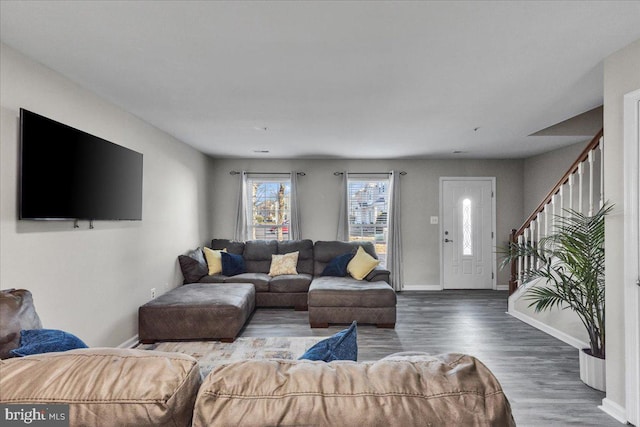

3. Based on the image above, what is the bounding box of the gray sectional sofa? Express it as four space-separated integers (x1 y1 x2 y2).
139 239 397 343
201 239 392 312
201 239 315 310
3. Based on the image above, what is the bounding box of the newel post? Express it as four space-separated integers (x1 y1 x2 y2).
509 228 518 295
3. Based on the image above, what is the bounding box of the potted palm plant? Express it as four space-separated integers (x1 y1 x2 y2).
501 204 611 391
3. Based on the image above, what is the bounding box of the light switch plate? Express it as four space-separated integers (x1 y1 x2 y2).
430 216 438 224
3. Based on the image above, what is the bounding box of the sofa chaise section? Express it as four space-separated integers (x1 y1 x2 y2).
312 240 391 283
138 283 255 343
308 277 397 328
309 241 396 328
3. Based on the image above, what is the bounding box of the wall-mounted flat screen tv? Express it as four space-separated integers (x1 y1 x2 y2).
19 109 143 221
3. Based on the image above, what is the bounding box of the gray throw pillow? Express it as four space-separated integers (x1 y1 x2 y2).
178 248 208 283
0 289 42 359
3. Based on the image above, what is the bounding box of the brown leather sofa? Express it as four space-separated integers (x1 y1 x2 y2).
1 350 516 427
1 289 515 426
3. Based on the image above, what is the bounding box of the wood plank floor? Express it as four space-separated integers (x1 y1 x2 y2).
240 290 619 427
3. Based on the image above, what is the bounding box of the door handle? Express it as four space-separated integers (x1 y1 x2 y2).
444 238 453 243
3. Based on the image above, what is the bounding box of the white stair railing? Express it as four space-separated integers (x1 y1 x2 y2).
509 129 604 294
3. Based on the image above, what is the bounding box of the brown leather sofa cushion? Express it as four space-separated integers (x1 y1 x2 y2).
193 353 515 427
0 289 42 359
0 348 201 427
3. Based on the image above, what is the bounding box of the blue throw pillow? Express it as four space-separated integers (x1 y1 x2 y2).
10 329 88 357
321 252 355 277
221 252 247 276
299 321 357 362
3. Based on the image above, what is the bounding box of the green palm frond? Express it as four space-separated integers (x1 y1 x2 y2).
499 204 611 359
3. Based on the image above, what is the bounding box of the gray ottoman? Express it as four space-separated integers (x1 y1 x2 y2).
308 277 396 328
138 283 255 343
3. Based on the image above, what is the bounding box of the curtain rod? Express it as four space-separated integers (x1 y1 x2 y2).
333 171 407 176
229 171 306 176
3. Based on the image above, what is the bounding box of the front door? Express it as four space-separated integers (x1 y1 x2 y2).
441 178 495 289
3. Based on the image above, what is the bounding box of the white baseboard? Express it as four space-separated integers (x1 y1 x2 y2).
118 335 139 349
599 398 627 424
402 285 508 291
507 308 589 350
402 284 442 291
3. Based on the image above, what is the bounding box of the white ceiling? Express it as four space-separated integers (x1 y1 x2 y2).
1 1 639 159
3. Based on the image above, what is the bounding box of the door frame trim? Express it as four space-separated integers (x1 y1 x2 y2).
439 177 497 291
621 88 640 425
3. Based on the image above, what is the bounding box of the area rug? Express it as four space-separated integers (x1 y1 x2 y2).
136 336 322 378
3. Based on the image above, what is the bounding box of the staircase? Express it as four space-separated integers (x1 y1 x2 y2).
507 129 604 347
509 129 604 294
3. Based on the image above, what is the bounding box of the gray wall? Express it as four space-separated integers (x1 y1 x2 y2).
603 38 640 412
209 158 524 288
522 140 590 216
0 44 212 346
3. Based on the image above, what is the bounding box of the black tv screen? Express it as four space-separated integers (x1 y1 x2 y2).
19 109 143 221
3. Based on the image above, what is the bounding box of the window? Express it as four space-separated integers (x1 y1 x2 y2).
247 176 291 240
347 178 389 267
462 198 472 255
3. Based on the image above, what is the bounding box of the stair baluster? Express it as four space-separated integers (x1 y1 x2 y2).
508 129 604 294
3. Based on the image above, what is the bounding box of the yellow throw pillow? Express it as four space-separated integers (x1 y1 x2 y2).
203 247 226 275
269 251 299 276
347 246 380 280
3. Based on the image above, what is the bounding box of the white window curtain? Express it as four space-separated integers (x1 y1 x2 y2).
387 170 404 290
336 171 349 241
233 171 249 241
289 171 301 239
